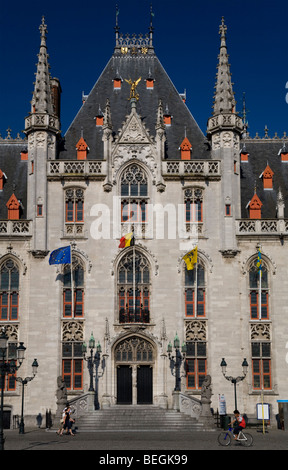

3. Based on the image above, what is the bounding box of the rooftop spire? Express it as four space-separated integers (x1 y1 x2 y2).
213 17 236 115
149 3 154 46
31 16 53 115
115 5 120 47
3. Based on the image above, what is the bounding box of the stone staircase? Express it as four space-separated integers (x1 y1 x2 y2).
76 405 205 432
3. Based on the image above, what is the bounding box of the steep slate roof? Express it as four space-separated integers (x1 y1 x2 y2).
58 40 209 160
0 140 28 219
240 138 288 218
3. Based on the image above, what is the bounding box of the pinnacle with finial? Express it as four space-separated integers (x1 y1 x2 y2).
39 16 47 47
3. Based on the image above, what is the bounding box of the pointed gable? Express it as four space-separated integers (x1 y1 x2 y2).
117 110 153 146
180 137 192 160
6 193 20 220
260 163 274 190
76 137 89 160
247 193 263 219
58 31 208 160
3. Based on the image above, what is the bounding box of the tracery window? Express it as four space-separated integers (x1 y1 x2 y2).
120 165 148 225
62 341 83 390
0 259 19 321
0 342 18 391
184 262 205 317
64 188 84 237
249 260 269 320
63 257 84 318
185 320 207 390
184 188 203 223
250 323 272 391
118 250 150 323
115 336 154 363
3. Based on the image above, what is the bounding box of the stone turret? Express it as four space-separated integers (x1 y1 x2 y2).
24 17 61 254
207 17 243 256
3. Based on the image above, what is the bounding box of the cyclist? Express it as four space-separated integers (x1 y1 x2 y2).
230 409 246 440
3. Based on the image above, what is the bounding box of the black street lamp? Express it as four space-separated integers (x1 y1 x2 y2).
167 333 186 392
16 358 39 434
0 327 26 450
220 357 249 410
82 332 105 410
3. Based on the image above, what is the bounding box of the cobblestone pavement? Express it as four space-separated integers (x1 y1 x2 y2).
1 427 287 454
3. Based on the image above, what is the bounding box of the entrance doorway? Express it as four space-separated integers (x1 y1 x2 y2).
115 336 154 405
117 366 132 404
137 365 153 404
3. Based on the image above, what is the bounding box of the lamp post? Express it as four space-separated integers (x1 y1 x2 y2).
0 327 26 450
82 332 105 410
16 358 39 434
167 333 186 392
220 357 249 410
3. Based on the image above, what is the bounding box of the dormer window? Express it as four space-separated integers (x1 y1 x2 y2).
6 194 20 220
261 164 274 190
163 105 172 127
76 137 89 160
95 106 104 127
21 151 28 161
180 137 192 160
113 78 122 90
241 152 249 162
146 78 154 90
247 193 263 219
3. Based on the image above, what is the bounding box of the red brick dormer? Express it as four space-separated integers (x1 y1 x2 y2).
240 151 249 162
76 137 89 160
180 137 192 160
261 164 274 190
6 193 20 220
146 78 154 90
113 78 122 90
247 193 263 219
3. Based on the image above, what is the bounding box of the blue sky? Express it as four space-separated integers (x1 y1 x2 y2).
1 0 287 139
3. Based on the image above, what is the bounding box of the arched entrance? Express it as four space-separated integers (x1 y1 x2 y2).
115 336 154 405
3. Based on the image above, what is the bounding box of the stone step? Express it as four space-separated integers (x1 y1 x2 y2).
76 406 204 432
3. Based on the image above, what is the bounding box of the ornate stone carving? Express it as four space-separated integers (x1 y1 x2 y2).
185 320 206 342
250 323 271 341
62 321 84 342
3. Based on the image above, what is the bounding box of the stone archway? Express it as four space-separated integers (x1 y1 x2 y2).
114 335 155 405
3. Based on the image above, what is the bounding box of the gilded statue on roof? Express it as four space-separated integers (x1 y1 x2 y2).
125 77 141 101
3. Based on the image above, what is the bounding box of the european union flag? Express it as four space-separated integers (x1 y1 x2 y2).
256 250 262 276
49 246 71 265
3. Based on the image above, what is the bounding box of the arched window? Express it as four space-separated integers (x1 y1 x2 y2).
118 250 150 324
184 188 203 223
249 260 269 320
65 188 84 223
0 259 19 321
115 336 154 363
184 262 205 317
63 257 84 318
120 165 148 225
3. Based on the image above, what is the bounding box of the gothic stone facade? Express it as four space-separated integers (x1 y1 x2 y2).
1 17 288 426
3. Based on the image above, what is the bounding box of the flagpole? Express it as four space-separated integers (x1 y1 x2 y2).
258 264 261 320
70 246 74 316
133 244 135 313
194 258 198 317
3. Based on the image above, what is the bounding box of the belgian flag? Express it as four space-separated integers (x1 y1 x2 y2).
118 232 135 249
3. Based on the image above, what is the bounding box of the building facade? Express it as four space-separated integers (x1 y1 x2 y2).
1 15 288 426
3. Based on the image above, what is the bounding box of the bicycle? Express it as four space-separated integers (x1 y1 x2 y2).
218 426 253 447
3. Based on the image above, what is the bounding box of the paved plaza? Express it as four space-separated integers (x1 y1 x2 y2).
2 427 287 453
